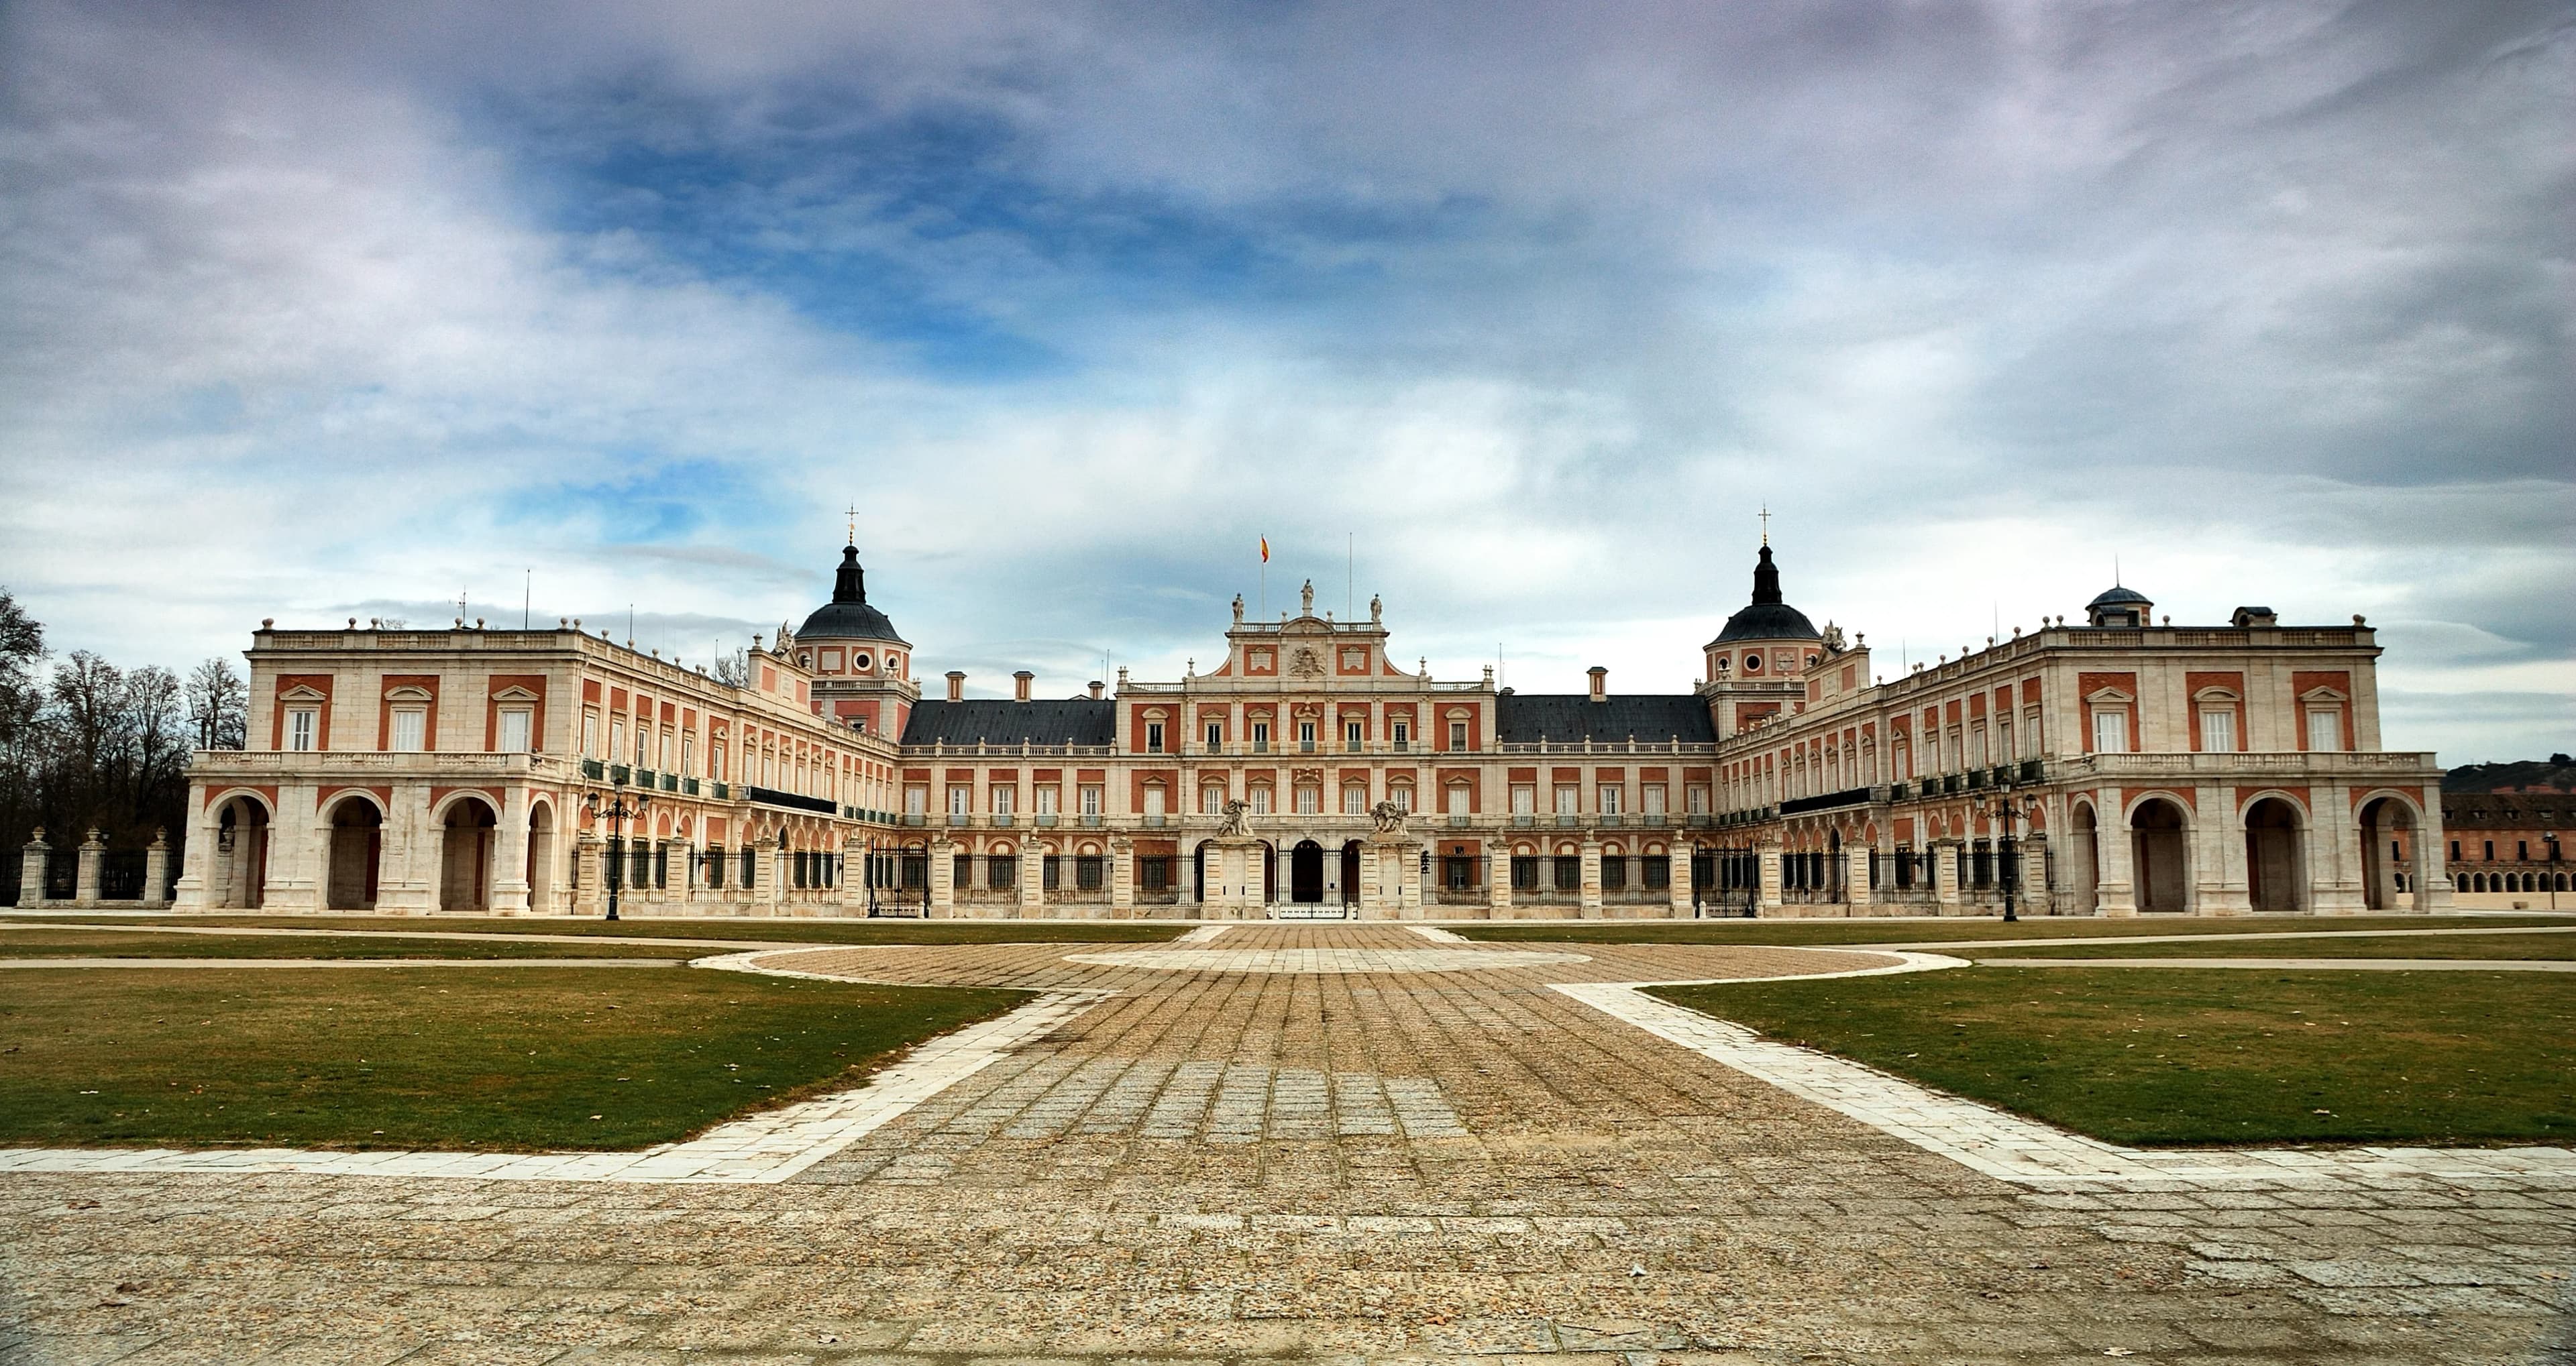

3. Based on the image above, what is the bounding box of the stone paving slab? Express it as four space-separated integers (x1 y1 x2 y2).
3 925 2569 1363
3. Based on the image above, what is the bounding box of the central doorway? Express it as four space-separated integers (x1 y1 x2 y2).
1290 840 1324 903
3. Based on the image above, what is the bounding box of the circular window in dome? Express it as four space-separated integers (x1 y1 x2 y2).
853 652 873 671
1743 654 1762 673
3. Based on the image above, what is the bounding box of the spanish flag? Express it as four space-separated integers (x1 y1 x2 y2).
1259 536 1269 563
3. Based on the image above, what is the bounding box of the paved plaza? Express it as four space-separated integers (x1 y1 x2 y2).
2 925 2571 1364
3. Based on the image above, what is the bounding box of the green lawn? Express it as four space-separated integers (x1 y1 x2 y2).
1454 913 2576 948
0 928 697 958
1974 932 2576 960
0 967 1024 1150
1651 968 2576 1145
0 913 1186 945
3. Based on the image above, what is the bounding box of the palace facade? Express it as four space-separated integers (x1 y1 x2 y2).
168 540 2453 918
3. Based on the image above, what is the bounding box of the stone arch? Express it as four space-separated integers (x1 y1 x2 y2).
437 795 500 912
527 798 559 913
2242 795 2306 913
2355 790 2427 912
208 791 274 910
321 792 384 911
2127 795 2192 913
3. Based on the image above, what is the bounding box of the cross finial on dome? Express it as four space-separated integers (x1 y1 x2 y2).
1759 504 1770 547
845 504 858 547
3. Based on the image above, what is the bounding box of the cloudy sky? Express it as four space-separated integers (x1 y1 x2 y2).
1 0 2568 760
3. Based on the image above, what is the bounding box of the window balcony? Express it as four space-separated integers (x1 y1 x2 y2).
992 813 1015 828
1446 814 1472 828
1554 814 1578 828
1081 813 1103 828
1601 813 1625 828
1512 813 1534 828
581 758 604 780
1252 741 1271 754
1144 813 1167 828
608 764 632 785
1392 740 1409 752
1299 740 1317 754
682 777 699 797
1035 813 1058 827
709 781 730 800
902 813 925 827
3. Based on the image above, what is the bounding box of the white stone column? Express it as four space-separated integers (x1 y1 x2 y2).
2312 781 2367 915
172 785 212 908
266 784 322 913
1020 844 1044 917
2018 836 2050 916
1845 847 1873 909
490 789 532 915
1757 838 1783 913
571 831 602 916
1578 838 1603 918
73 829 105 906
142 830 172 908
1668 844 1692 917
2198 783 2248 915
1933 838 1962 911
1489 846 1513 917
1110 836 1135 915
378 781 435 913
2094 789 2138 917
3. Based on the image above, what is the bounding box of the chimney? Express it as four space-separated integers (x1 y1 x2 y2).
945 670 965 703
1087 680 1104 700
1013 669 1034 702
1588 666 1608 703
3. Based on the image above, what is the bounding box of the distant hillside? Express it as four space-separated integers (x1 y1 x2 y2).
2445 755 2576 793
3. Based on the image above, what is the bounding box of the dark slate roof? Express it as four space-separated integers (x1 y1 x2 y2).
1715 601 1820 642
1713 544 1821 643
1497 693 1716 745
798 544 908 645
900 698 1116 747
2087 585 2152 609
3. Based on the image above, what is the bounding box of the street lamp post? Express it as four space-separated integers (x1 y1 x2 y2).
582 778 649 923
2546 828 2559 911
1991 791 2039 923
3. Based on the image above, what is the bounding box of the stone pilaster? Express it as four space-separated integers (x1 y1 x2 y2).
1110 836 1134 915
143 829 171 908
18 829 48 907
1757 838 1783 913
74 829 105 906
1578 838 1603 918
1845 846 1873 909
1489 846 1513 917
490 790 531 915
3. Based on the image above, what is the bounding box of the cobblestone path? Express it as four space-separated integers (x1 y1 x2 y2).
3 926 2569 1363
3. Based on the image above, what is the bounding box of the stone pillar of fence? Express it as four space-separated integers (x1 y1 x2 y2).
17 829 46 907
143 828 172 908
74 828 105 906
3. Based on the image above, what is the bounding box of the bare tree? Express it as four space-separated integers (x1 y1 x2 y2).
187 657 248 750
711 646 750 687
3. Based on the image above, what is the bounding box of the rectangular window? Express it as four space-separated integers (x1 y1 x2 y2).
1448 720 1468 750
1036 787 1058 817
390 709 425 753
1554 786 1578 816
2306 708 2341 752
2200 708 2236 753
1076 856 1105 892
1511 856 1538 891
1080 785 1103 818
2092 709 2127 754
1511 786 1535 815
1688 786 1708 814
948 787 969 817
1601 856 1627 892
988 855 1016 891
582 712 598 757
905 785 926 817
713 744 726 781
1971 724 1988 768
2485 840 2495 861
1145 721 1165 753
1140 857 1171 893
1391 721 1409 750
1294 786 1320 815
1297 720 1316 752
1597 785 1621 815
1144 786 1166 820
678 732 692 773
1446 785 1469 817
1643 856 1670 890
609 721 625 765
1249 787 1273 815
992 787 1014 817
288 707 318 752
1553 856 1580 892
1390 786 1411 812
1343 786 1366 815
1345 720 1364 750
1642 785 1666 817
1251 720 1271 752
1205 721 1223 750
500 709 533 754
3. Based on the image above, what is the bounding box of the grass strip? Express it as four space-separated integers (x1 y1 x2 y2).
0 929 704 959
1972 933 2576 961
0 966 1022 1150
1455 913 2576 947
0 913 1186 944
1650 967 2576 1146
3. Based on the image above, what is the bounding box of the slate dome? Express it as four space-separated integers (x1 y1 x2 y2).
1715 545 1821 642
798 544 908 645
